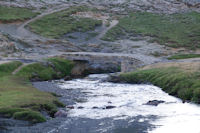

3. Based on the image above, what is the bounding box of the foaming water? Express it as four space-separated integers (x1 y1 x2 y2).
57 74 200 133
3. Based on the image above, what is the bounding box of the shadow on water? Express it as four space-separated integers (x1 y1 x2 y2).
0 118 31 133
44 116 156 133
114 116 156 133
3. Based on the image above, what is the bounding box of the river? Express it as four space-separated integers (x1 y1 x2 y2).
2 74 200 133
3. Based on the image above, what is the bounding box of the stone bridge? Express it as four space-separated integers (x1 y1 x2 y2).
61 52 161 73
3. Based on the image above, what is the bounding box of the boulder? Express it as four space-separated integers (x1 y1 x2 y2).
54 110 67 118
105 106 116 109
145 100 165 106
77 106 84 109
64 76 72 81
66 106 74 109
92 106 99 109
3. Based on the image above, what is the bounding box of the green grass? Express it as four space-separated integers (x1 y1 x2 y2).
0 108 27 118
119 67 200 103
13 110 46 123
102 11 200 49
0 6 39 22
88 32 99 37
0 58 74 123
28 6 102 38
17 57 74 81
0 108 46 123
17 63 56 81
0 61 22 77
0 76 58 122
168 54 200 60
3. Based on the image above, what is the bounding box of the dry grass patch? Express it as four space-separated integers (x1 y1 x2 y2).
142 62 200 73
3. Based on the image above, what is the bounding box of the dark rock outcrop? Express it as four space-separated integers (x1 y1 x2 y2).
104 106 116 109
77 106 84 109
145 100 165 106
66 106 74 109
64 76 72 81
92 106 99 109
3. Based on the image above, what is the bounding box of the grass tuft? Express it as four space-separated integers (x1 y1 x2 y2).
0 108 27 118
13 110 46 123
0 108 46 123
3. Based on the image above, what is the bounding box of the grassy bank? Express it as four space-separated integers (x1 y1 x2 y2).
168 54 200 60
102 12 200 49
119 62 200 103
0 6 39 22
0 58 73 123
28 6 102 38
17 57 74 81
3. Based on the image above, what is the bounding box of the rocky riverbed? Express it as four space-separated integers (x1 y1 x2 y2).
2 74 200 133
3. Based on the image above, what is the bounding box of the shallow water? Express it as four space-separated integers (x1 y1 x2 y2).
54 74 200 133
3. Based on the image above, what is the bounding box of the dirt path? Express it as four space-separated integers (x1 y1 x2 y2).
19 6 70 30
15 5 72 41
12 63 26 75
97 20 118 39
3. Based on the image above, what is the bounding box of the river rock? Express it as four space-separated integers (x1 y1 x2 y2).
92 106 99 109
78 106 84 109
75 98 87 103
64 76 72 81
66 106 74 109
108 75 123 83
145 100 165 106
105 106 116 109
54 110 67 118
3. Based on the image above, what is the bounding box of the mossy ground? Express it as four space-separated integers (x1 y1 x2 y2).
119 62 200 103
0 58 73 123
102 12 200 49
28 6 102 38
0 6 39 22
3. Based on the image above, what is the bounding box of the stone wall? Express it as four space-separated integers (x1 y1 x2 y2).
62 53 144 73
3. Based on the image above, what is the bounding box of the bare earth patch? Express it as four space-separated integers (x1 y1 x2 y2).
72 11 109 24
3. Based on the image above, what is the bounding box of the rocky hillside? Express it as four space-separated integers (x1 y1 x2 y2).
0 0 199 13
